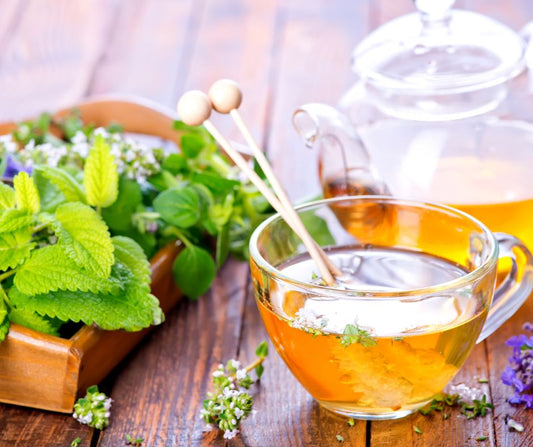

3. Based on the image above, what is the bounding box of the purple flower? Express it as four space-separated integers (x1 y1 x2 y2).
523 322 533 332
502 322 533 409
3 154 31 180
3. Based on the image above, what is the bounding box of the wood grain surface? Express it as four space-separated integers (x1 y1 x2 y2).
2 1 533 446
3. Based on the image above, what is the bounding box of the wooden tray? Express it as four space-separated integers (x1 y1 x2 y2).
0 98 184 413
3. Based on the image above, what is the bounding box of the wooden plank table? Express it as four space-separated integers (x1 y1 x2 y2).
1 0 533 445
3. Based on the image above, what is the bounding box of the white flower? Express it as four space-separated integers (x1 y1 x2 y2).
223 429 239 439
236 369 247 380
291 308 328 333
71 131 87 144
230 359 241 370
212 370 224 378
234 408 244 419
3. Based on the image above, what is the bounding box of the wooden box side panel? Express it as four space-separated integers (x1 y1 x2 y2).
0 325 77 412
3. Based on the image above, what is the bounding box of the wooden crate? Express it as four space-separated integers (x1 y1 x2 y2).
0 98 184 413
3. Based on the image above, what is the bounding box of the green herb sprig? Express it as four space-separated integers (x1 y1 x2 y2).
418 392 494 420
201 341 268 440
73 385 112 430
339 323 377 347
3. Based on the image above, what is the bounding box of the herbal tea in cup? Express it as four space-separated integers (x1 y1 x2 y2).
249 197 533 420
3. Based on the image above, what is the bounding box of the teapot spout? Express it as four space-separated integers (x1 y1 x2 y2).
292 103 390 197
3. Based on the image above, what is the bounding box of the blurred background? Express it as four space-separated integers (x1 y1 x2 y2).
1 0 533 199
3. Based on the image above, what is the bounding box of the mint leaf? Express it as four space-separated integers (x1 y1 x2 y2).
102 177 142 231
0 183 15 210
83 135 118 208
14 245 121 295
13 172 40 213
11 264 162 331
172 245 216 299
9 307 61 336
54 202 114 278
153 187 201 228
340 324 377 347
112 236 151 284
255 341 268 358
191 172 239 196
0 230 34 271
300 210 335 247
215 223 230 267
180 134 205 158
161 153 186 175
0 209 33 233
35 165 86 204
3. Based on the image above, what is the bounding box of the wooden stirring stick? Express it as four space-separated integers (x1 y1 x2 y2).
177 90 338 285
208 79 342 277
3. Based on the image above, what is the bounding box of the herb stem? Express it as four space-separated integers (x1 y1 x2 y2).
0 269 16 283
245 356 266 374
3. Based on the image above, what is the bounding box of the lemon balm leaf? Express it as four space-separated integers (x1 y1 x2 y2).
53 202 114 278
0 183 15 210
8 307 61 336
35 165 86 204
83 135 118 208
172 245 216 299
112 236 151 284
11 264 162 331
13 245 121 295
0 230 34 271
13 172 40 213
0 209 33 233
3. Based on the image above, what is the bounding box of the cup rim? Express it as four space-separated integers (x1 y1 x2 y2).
249 195 499 300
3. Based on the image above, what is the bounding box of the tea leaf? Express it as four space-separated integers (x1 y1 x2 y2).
35 165 86 204
172 245 216 299
476 436 489 441
153 187 201 228
13 172 40 213
340 324 377 347
53 202 114 278
0 183 15 210
14 245 121 295
336 435 344 442
347 418 355 427
83 135 118 208
414 426 422 435
71 438 82 447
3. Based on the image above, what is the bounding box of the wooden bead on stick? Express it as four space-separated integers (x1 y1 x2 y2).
177 90 212 126
208 79 242 114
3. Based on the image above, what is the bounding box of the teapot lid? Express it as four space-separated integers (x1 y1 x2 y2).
353 0 525 96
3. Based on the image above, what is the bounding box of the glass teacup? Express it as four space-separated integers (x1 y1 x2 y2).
249 196 533 420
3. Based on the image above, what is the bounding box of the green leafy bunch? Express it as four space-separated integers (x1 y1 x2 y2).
108 122 274 299
0 136 163 343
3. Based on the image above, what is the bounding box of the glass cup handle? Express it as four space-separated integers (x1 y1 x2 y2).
477 233 533 343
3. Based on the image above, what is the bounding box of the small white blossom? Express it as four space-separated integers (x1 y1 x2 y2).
212 369 224 378
234 408 244 419
230 359 241 370
223 429 239 440
236 369 247 380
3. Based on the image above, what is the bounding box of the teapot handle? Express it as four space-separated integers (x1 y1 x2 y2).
292 104 389 196
477 233 533 342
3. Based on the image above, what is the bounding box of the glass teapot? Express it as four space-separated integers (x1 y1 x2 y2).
293 0 533 251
